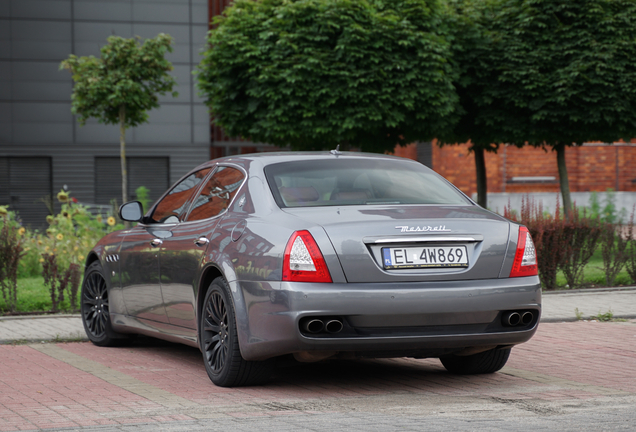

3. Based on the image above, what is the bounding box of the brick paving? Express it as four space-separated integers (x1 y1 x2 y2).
0 319 634 431
0 289 635 430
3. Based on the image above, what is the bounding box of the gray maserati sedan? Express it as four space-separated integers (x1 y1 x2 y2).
81 152 541 387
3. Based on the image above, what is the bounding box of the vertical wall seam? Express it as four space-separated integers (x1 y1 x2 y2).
70 0 76 145
189 0 195 145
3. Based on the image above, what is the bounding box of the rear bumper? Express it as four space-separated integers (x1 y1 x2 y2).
232 276 541 361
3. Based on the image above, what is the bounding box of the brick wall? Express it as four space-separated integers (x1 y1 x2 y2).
408 141 636 196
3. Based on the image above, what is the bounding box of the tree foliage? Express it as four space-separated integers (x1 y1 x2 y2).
453 0 636 214
60 34 177 205
198 0 459 152
61 34 177 128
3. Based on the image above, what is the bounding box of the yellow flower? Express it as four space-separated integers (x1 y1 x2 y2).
57 190 69 203
44 246 49 252
107 216 116 226
18 227 26 235
0 206 7 216
39 258 44 263
49 252 54 256
56 233 63 240
96 215 103 223
46 215 53 224
24 247 30 252
78 255 85 261
74 246 79 251
53 248 57 253
37 240 43 245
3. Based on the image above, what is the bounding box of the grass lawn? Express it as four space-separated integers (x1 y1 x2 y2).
0 276 78 314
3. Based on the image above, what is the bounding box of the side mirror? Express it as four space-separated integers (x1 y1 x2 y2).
119 201 144 222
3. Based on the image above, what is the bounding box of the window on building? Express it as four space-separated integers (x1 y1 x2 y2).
94 157 170 206
0 157 52 228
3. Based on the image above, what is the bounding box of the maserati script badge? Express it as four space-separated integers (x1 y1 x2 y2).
395 225 451 233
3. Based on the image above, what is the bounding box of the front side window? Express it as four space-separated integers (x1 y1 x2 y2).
151 168 211 223
186 166 245 221
265 159 470 208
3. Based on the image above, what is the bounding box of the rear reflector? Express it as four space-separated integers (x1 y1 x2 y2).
510 226 538 278
283 230 332 283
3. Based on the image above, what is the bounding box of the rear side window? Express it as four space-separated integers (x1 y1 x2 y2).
264 159 469 208
186 166 245 221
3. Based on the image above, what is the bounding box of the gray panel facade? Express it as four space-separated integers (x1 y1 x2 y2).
0 0 211 224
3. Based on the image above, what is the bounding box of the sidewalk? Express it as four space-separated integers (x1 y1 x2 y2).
1 288 635 344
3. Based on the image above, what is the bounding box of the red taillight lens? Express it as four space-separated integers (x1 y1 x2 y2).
510 226 538 277
282 230 332 283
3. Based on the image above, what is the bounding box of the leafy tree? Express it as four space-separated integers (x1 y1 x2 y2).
60 34 178 205
455 0 636 217
197 0 459 153
437 0 502 208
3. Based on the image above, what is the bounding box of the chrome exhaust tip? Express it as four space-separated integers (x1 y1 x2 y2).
503 312 521 327
521 311 534 325
302 319 325 334
325 319 343 334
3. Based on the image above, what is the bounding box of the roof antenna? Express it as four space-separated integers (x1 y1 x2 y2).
330 145 341 156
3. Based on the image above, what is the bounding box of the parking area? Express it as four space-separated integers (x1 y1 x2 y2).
1 320 635 431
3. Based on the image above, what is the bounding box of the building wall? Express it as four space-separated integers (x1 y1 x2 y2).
0 0 210 226
430 142 636 197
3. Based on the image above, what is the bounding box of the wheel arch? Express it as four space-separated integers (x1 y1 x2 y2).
196 262 252 359
85 251 100 270
197 264 225 327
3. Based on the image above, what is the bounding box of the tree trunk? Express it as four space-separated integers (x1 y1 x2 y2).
556 144 572 219
474 146 487 208
119 105 129 228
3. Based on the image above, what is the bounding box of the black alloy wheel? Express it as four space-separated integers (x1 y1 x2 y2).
202 289 230 373
200 277 274 387
80 261 129 346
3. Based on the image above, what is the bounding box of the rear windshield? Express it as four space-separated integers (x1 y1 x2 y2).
264 158 470 208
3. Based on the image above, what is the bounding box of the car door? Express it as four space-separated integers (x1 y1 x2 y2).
120 168 212 326
159 166 246 329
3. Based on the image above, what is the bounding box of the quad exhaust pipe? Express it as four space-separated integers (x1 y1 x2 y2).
325 319 344 334
502 310 535 327
300 317 344 335
302 319 325 334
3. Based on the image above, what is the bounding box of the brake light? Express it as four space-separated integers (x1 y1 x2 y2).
282 230 332 283
510 226 538 277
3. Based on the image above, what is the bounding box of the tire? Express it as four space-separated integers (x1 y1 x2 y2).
199 277 274 387
80 261 130 347
440 348 511 375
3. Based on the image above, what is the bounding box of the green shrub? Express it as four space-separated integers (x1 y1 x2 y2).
505 197 602 290
135 185 151 213
0 210 25 312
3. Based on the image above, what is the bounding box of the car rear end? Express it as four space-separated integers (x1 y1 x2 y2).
236 154 541 365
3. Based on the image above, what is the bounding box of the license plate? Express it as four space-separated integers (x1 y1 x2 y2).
382 246 468 269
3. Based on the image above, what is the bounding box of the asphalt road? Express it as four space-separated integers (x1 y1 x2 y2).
1 319 635 431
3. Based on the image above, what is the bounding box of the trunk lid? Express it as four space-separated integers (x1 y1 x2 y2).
283 205 511 283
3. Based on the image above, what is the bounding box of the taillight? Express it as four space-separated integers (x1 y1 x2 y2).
282 230 332 283
510 226 538 277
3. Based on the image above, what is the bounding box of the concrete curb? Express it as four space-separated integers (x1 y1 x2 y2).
541 315 636 323
543 286 636 295
0 314 81 321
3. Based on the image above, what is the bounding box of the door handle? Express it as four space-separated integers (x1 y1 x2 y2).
194 237 210 247
150 239 163 247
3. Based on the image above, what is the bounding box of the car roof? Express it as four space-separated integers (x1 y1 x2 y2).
193 151 421 172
